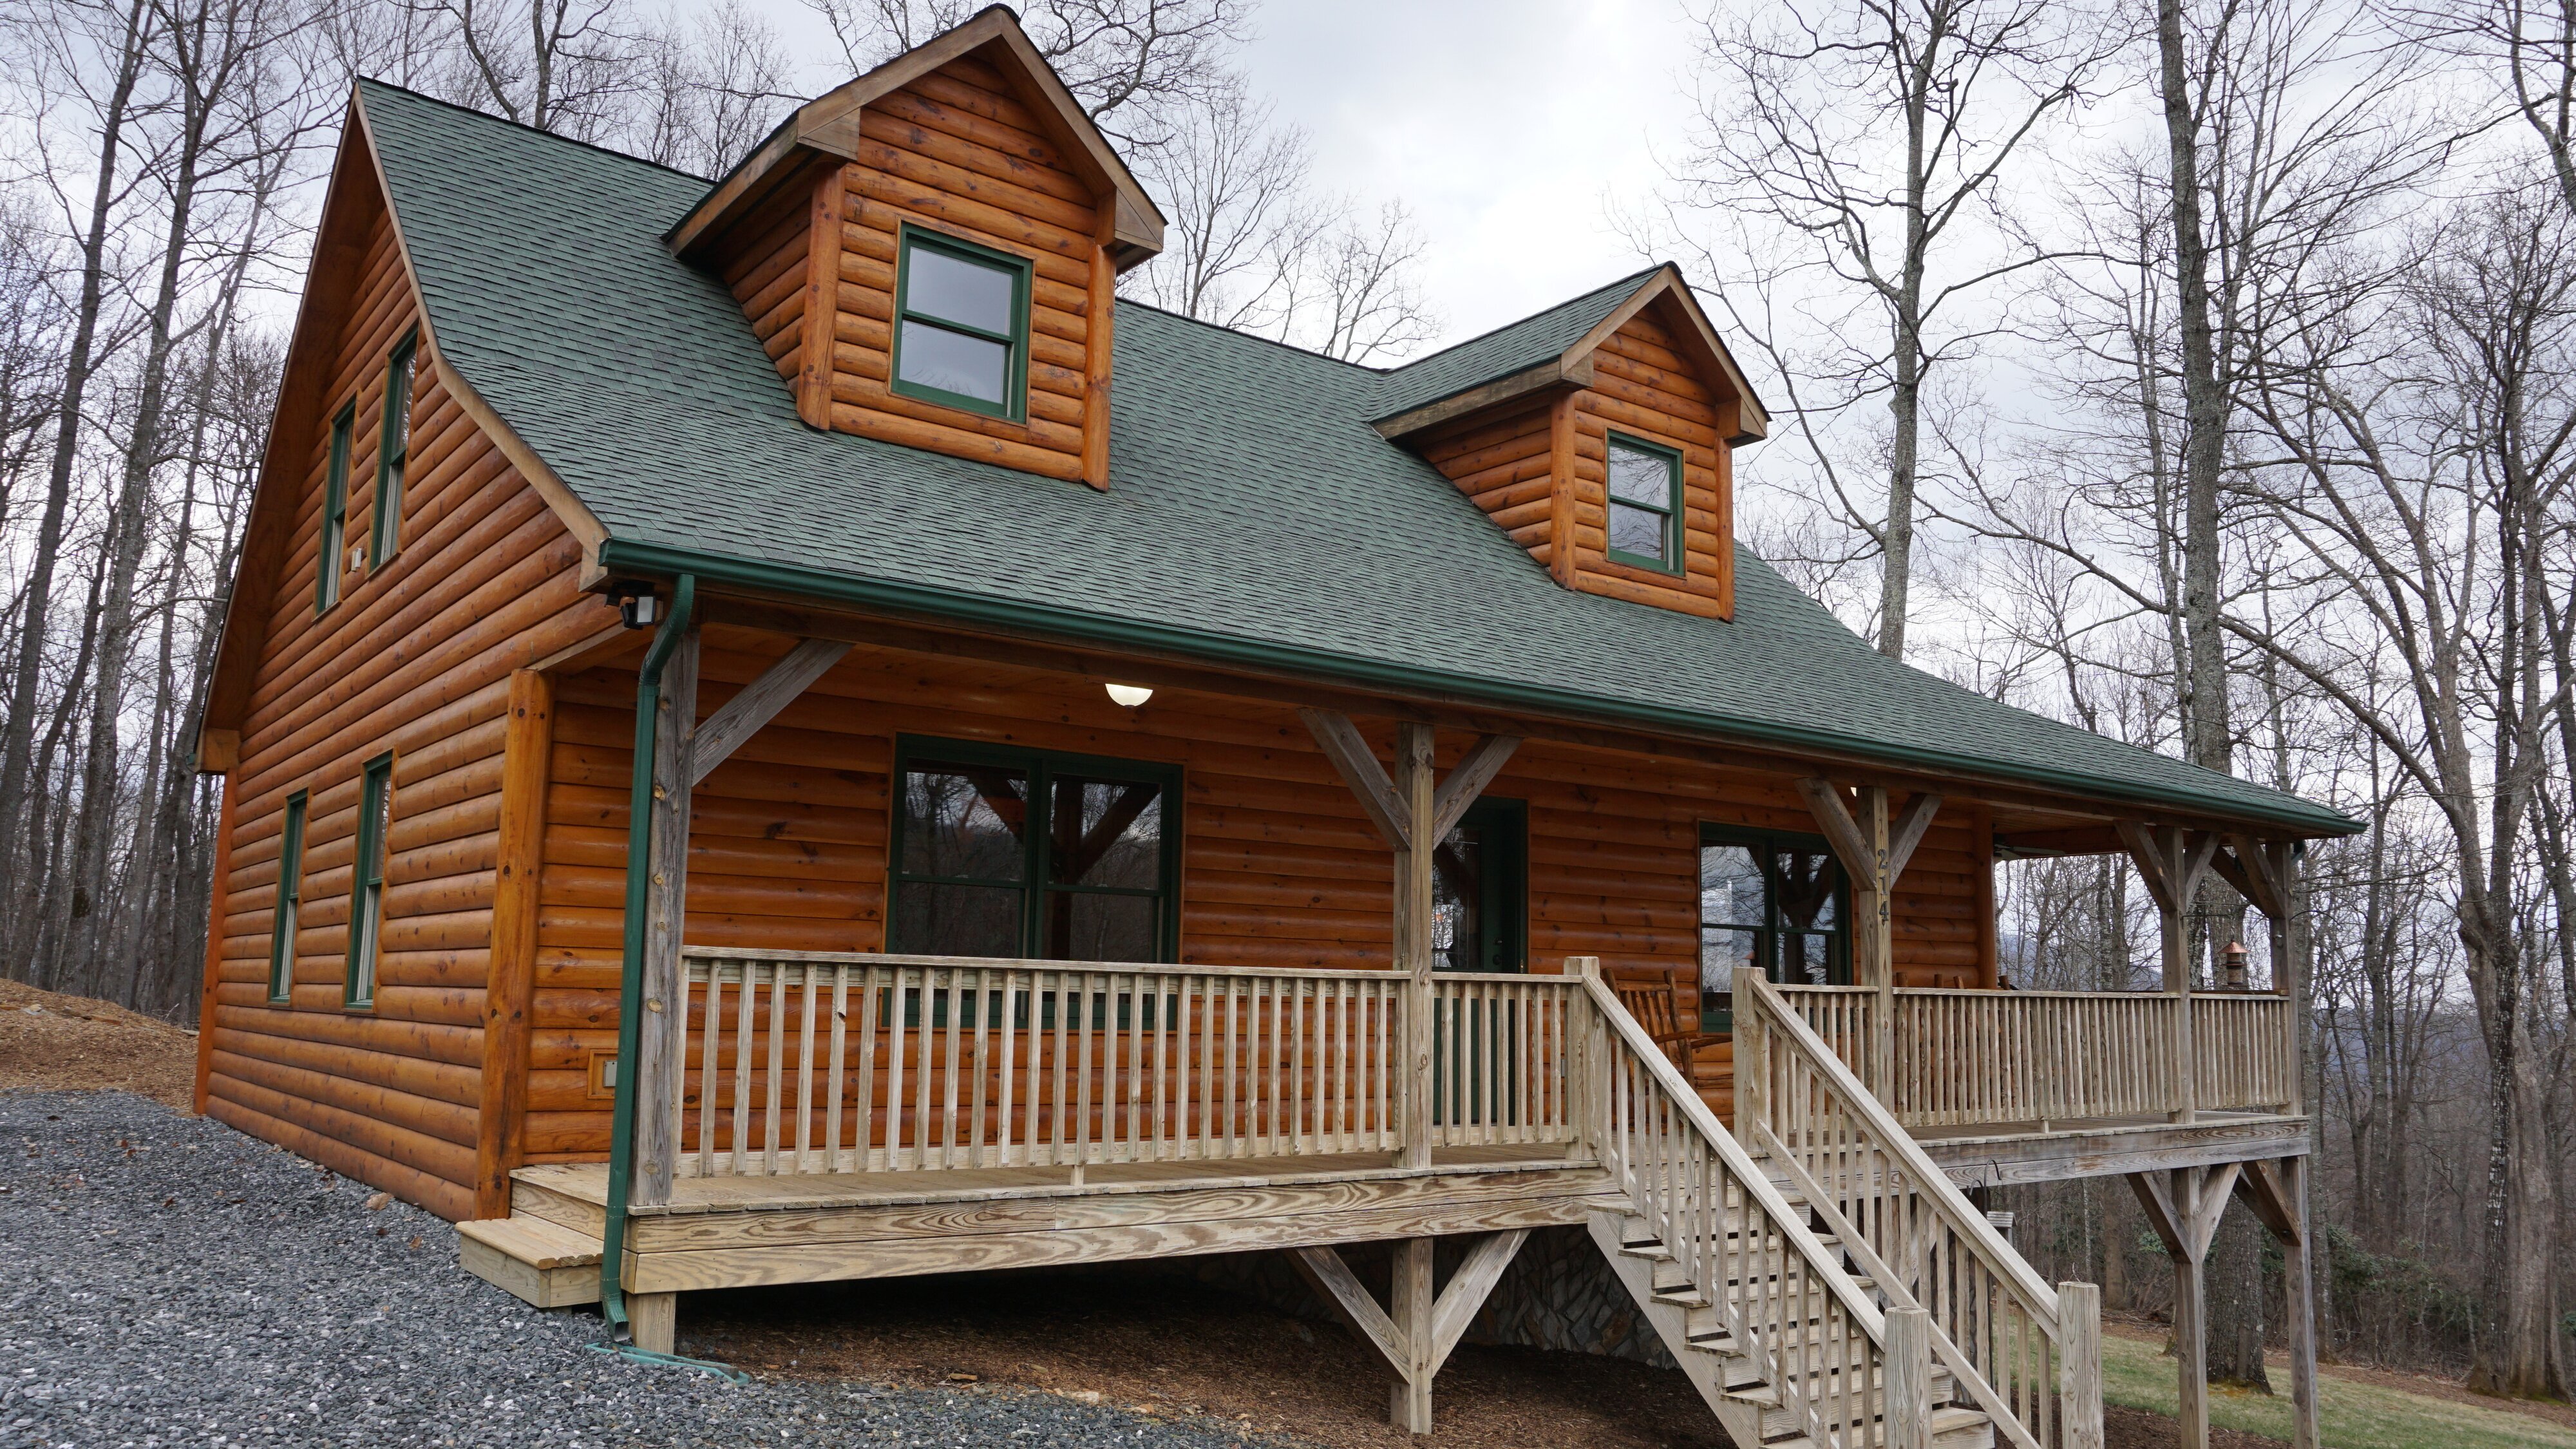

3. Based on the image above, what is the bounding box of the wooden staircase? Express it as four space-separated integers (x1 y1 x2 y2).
1588 1197 1994 1449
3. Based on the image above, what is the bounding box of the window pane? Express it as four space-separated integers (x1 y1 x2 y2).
907 245 1016 334
1048 777 1162 888
1774 849 1840 930
1699 925 1758 998
896 882 1024 957
1783 932 1834 986
1607 439 1673 507
1609 500 1668 562
898 319 1009 404
901 764 1028 880
1043 891 1158 962
1433 826 1484 971
1700 844 1763 929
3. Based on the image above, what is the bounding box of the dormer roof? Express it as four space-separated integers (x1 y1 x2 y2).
667 5 1164 270
1372 265 1770 444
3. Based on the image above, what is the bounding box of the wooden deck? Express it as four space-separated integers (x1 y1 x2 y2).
500 1144 1619 1296
1913 1112 2310 1188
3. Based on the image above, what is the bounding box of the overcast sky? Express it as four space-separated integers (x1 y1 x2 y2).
760 0 1712 352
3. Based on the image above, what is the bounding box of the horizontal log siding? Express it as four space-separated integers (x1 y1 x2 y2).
1419 398 1556 560
820 54 1101 482
520 632 1984 1160
202 180 602 1221
719 182 812 383
1562 305 1735 618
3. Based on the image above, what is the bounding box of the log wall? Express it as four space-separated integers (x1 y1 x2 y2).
517 629 1992 1164
199 166 605 1221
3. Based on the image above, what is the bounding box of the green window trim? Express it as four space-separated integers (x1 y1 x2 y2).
269 791 307 1003
887 735 1182 962
370 332 417 567
317 403 354 613
1698 821 1851 1029
345 752 395 1009
1436 796 1528 973
1604 430 1685 574
889 225 1032 423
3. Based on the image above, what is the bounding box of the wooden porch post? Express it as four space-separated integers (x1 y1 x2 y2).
2117 824 2215 1124
2130 1163 2239 1449
1394 723 1436 1170
2232 1158 2320 1449
1293 1230 1528 1435
1299 710 1517 1171
1796 780 1939 1097
632 624 699 1209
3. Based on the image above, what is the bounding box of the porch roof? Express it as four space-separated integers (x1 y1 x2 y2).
354 80 2356 838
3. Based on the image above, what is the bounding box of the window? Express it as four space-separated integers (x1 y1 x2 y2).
370 333 416 566
1699 824 1848 1023
890 739 1179 961
890 227 1030 421
269 791 307 1003
1605 432 1684 573
1432 797 1526 972
317 404 353 612
345 753 395 1008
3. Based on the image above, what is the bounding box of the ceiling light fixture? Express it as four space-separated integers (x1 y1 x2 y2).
1104 683 1153 708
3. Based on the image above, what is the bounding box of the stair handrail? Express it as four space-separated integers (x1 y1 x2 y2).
1578 970 1899 1449
1738 967 2087 1449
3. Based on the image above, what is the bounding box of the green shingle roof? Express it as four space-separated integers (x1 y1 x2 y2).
354 80 2353 837
1368 269 1653 419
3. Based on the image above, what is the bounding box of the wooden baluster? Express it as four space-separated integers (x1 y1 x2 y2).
794 963 818 1171
693 967 720 1177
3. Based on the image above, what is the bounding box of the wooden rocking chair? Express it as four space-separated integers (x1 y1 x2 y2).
1605 965 1731 1094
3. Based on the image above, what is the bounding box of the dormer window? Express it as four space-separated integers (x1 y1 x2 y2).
1605 432 1683 573
892 226 1031 422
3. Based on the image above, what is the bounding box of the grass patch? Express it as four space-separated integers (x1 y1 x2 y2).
2099 1331 2575 1449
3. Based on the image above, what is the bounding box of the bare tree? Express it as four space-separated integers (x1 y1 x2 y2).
632 1 794 178
1663 0 2114 660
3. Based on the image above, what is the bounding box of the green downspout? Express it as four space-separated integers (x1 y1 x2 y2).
598 573 692 1347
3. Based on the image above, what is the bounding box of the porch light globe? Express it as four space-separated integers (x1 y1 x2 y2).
1105 683 1154 708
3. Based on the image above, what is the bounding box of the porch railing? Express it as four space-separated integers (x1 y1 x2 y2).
663 949 1581 1178
1775 984 2297 1129
1740 970 2083 1449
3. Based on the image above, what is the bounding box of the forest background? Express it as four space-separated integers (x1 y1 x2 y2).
0 0 2567 1408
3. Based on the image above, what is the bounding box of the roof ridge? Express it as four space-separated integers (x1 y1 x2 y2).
354 75 715 185
1376 263 1663 380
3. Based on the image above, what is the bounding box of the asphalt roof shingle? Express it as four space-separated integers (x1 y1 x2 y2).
354 80 2353 837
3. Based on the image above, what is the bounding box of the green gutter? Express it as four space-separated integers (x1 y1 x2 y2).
593 540 2358 837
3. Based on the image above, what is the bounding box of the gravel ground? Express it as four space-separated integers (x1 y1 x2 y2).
0 1090 1291 1449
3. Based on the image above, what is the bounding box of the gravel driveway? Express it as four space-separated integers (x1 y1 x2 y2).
1 1090 1282 1448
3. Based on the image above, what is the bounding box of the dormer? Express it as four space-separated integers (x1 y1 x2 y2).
667 6 1164 490
1374 267 1769 620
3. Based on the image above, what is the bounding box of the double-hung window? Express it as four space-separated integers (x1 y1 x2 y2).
370 332 416 566
1605 432 1684 573
1698 824 1848 1023
269 791 307 1003
345 753 395 1009
891 739 1178 961
317 404 354 612
889 226 1030 422
1432 797 1527 972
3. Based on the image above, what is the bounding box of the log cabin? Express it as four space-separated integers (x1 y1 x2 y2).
192 11 2351 1447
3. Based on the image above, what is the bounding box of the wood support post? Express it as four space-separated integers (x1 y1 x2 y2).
632 625 699 1209
628 1290 677 1356
2234 1159 2318 1449
2129 1163 2240 1449
476 668 553 1219
1732 964 1769 1132
795 165 846 430
1292 1231 1528 1436
1797 779 1939 1097
2119 823 2217 1124
192 779 238 1116
1886 1303 1934 1449
1393 724 1435 1170
2059 1280 2105 1449
1298 711 1517 1170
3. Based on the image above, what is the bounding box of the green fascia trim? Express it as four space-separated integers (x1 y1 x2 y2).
593 538 2361 837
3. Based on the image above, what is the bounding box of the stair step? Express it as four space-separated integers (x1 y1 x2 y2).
1763 1405 1994 1449
458 1215 603 1309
